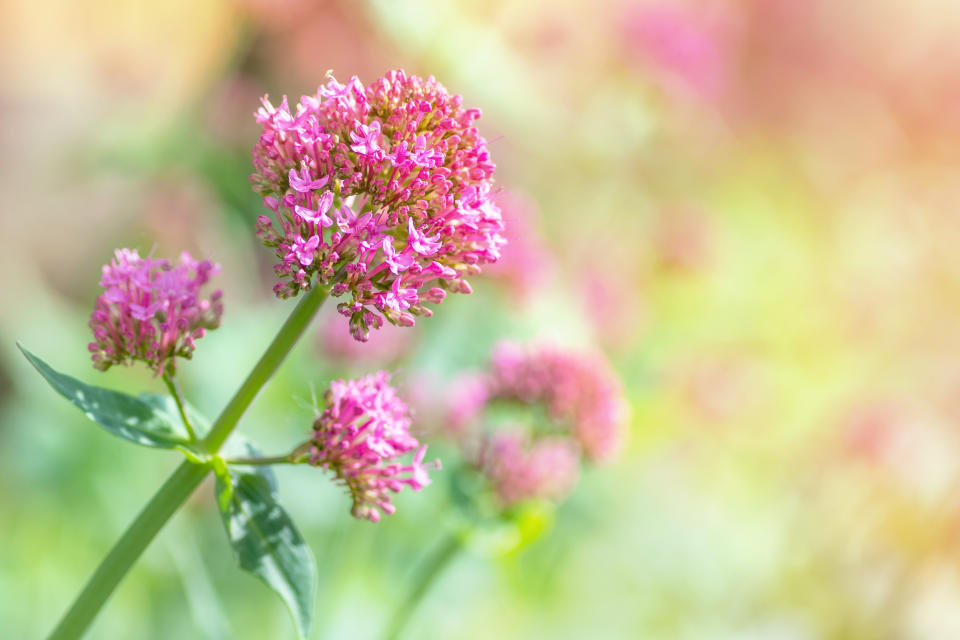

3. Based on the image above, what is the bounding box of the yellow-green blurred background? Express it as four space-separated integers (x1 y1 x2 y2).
4 0 960 638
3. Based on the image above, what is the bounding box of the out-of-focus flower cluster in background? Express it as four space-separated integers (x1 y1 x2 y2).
3 0 960 638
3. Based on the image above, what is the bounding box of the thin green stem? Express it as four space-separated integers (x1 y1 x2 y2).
163 373 197 442
47 284 330 640
223 454 294 466
382 532 462 640
223 440 314 466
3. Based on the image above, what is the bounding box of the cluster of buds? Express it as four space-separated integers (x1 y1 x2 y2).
88 249 223 376
308 371 439 522
448 343 627 506
251 69 505 341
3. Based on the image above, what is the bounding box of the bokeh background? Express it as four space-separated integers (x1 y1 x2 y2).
4 0 960 638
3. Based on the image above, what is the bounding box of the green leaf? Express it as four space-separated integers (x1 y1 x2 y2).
215 465 316 639
18 345 190 448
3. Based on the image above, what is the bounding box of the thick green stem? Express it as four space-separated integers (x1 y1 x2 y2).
382 533 462 640
47 285 330 640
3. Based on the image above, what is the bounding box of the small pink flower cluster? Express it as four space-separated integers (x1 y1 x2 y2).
88 249 223 376
448 343 627 506
310 371 439 522
251 70 505 341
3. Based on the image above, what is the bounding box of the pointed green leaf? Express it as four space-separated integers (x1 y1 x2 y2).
18 344 189 447
215 466 316 639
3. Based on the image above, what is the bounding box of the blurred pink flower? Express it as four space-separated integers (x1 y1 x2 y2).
88 248 223 376
443 343 626 507
309 371 439 522
478 430 581 506
251 70 504 341
445 373 490 436
622 2 737 101
487 343 628 462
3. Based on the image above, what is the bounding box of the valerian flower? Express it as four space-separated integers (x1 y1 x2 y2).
308 371 439 522
453 343 627 463
251 70 505 341
445 343 627 507
88 249 223 376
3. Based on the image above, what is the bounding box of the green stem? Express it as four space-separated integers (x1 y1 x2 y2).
225 440 314 466
201 285 330 452
223 454 294 466
163 373 197 442
47 284 330 640
382 532 462 640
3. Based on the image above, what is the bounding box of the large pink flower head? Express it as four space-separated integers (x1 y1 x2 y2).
251 70 505 342
88 249 224 376
309 371 439 522
480 343 627 462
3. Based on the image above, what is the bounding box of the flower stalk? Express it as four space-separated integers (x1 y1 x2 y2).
224 440 314 466
162 373 197 442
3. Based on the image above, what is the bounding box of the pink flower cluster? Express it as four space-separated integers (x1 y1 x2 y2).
448 343 627 506
309 371 439 522
88 249 223 376
472 343 626 462
251 70 505 341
